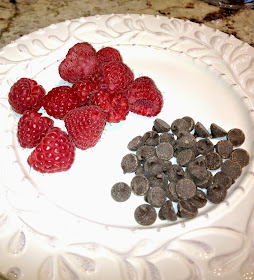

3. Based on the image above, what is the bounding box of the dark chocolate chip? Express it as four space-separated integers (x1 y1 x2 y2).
187 156 207 181
175 178 197 200
206 151 222 170
158 200 177 221
127 135 143 151
144 156 165 176
221 160 242 180
227 128 245 147
136 145 156 161
194 170 213 189
176 149 195 167
230 148 250 168
149 173 168 189
182 116 195 132
147 187 167 207
194 122 210 138
134 204 157 226
188 189 207 208
159 132 176 146
171 118 189 136
176 132 196 149
210 123 227 138
131 175 150 196
207 183 227 204
142 131 159 146
156 142 174 160
121 153 139 173
196 138 214 156
111 182 131 202
166 182 180 202
215 140 233 159
177 200 198 219
153 118 171 133
167 164 185 182
213 171 233 189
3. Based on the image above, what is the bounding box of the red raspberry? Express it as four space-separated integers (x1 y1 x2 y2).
27 127 75 173
43 86 79 120
126 76 163 117
72 80 98 106
97 47 122 63
64 105 106 150
102 61 134 93
88 89 129 123
59 42 100 84
17 110 54 148
8 78 46 114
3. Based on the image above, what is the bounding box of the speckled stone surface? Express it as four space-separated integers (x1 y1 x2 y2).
0 0 253 50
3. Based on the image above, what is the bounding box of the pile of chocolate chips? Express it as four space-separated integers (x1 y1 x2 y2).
111 117 250 226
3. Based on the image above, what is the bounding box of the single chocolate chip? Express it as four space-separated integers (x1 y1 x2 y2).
135 165 145 176
194 122 210 138
111 182 131 202
194 170 213 189
136 145 156 161
167 164 185 182
176 132 196 149
149 173 168 189
177 200 198 219
196 138 214 156
144 156 165 176
147 187 167 207
187 156 207 181
206 152 222 170
171 118 189 136
153 118 170 133
221 160 242 180
215 140 233 159
188 189 207 208
131 175 150 196
142 131 159 146
156 142 174 160
210 123 227 138
230 148 250 168
213 171 233 189
207 183 227 204
166 182 179 202
159 132 176 146
176 149 195 167
134 204 157 226
182 116 195 132
175 178 197 200
227 128 245 147
121 153 139 173
158 200 177 221
127 135 143 151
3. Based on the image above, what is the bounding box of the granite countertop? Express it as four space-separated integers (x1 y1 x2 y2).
0 0 254 50
0 0 253 280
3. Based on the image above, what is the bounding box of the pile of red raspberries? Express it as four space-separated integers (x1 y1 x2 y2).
8 42 163 173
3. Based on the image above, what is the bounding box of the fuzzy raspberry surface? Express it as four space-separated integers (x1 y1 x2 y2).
17 110 54 148
88 89 129 123
59 42 100 84
8 78 46 114
102 61 134 93
64 105 106 150
43 86 79 120
97 47 123 64
126 76 163 117
27 127 75 173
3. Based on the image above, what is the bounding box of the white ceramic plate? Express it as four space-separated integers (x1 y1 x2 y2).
0 14 254 280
